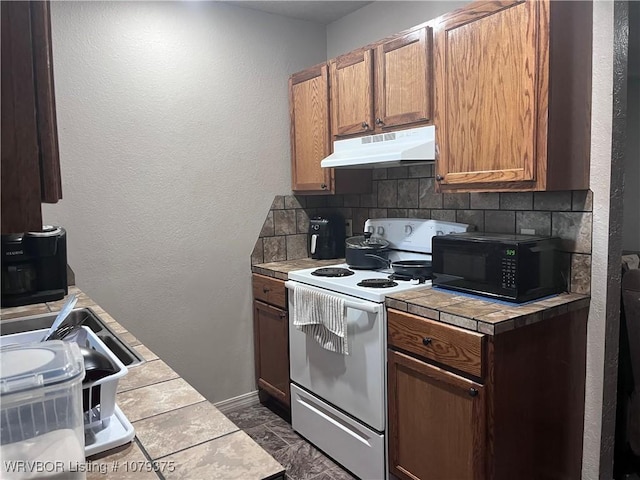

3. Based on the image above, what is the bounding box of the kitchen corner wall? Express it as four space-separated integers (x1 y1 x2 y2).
43 1 326 404
253 165 593 295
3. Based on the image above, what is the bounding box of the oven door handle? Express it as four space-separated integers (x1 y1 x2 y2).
285 281 382 315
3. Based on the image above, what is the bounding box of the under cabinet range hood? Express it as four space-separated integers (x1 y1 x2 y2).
320 125 435 169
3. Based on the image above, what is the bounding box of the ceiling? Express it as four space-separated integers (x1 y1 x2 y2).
225 1 373 25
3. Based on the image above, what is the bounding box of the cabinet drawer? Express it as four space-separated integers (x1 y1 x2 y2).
388 309 484 378
252 274 286 309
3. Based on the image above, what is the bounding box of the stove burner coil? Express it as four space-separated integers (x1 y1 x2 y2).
357 278 398 288
311 267 355 278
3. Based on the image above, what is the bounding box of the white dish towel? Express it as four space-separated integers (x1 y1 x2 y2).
292 284 348 355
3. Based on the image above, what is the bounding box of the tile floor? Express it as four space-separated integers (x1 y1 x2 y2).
225 402 356 480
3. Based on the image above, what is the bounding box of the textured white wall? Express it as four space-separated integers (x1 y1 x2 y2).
583 2 614 478
326 1 470 58
43 1 326 402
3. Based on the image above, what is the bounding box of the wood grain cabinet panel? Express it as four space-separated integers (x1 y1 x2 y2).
253 299 290 408
375 27 432 130
1 1 61 234
434 0 592 192
387 306 589 480
289 64 372 195
289 64 333 193
252 274 287 310
329 50 374 137
388 309 484 378
388 349 485 480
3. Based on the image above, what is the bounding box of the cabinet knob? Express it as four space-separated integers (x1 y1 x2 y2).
361 122 369 129
263 287 270 293
320 183 327 190
422 337 432 346
468 388 479 397
375 118 384 126
279 312 287 319
435 175 444 182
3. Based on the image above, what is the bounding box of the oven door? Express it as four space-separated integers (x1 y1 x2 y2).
285 281 385 431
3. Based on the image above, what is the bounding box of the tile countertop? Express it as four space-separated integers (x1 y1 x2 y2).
0 287 285 480
252 260 590 336
252 258 345 280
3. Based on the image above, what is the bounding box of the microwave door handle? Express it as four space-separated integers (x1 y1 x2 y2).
285 281 381 315
310 234 318 255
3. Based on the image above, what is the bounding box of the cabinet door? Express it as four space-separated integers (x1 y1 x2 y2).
434 0 539 188
1 2 43 233
253 300 290 407
290 64 332 193
388 349 485 480
375 27 431 130
330 49 374 137
31 0 62 203
1 1 61 234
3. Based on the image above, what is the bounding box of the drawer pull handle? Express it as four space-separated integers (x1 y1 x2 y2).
263 287 270 293
468 388 478 397
422 337 432 346
279 312 287 319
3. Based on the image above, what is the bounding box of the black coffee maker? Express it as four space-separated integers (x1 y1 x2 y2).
1 226 68 307
309 216 346 260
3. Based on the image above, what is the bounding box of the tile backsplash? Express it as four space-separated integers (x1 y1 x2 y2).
252 164 593 295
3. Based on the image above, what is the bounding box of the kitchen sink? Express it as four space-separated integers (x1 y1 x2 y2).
0 308 144 367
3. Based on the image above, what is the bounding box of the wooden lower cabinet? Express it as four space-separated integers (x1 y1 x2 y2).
387 307 588 480
388 349 485 480
253 299 289 407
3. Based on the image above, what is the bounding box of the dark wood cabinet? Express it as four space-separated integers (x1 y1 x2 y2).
387 307 588 480
252 274 290 408
433 0 592 192
1 1 62 234
388 349 486 480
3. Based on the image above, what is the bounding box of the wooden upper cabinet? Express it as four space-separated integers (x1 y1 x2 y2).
330 28 432 138
289 64 332 193
434 0 592 192
1 1 61 234
435 1 537 187
375 27 432 130
329 49 374 137
289 63 372 195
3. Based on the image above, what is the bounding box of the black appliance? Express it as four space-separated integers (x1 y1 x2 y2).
1 226 68 307
432 232 566 303
308 216 345 260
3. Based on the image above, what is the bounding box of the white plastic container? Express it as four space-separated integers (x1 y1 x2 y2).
0 340 86 479
1 327 128 429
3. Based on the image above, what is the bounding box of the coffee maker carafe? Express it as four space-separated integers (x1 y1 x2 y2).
309 216 345 260
1 226 68 307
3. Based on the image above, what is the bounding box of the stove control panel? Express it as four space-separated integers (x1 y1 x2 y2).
365 218 471 253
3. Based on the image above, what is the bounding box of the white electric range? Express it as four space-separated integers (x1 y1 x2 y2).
285 218 471 480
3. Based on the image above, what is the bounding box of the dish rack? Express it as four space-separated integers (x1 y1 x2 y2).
0 327 127 429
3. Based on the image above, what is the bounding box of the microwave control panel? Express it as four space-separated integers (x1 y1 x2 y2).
501 250 518 289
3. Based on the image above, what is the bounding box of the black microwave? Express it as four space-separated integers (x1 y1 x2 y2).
432 232 566 303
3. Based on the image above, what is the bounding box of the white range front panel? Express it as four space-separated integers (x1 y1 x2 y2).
291 384 385 480
288 263 431 303
287 281 386 431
